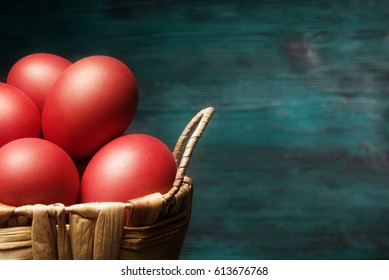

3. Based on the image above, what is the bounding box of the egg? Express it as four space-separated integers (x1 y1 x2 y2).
0 82 41 148
80 134 177 203
0 138 80 207
42 55 138 158
7 53 72 114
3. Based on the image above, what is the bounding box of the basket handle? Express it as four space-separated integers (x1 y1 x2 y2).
163 106 215 204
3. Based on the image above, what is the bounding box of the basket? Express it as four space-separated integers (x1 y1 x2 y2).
0 106 215 260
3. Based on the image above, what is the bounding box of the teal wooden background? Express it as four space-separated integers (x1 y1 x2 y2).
2 0 389 259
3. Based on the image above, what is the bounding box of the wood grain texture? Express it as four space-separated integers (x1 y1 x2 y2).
1 0 389 259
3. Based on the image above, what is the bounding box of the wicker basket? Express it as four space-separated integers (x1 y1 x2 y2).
0 107 215 260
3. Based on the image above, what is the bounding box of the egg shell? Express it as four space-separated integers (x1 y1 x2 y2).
42 55 138 158
0 82 41 148
80 134 177 203
0 138 80 207
7 53 72 114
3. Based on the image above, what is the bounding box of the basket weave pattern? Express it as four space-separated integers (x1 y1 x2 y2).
0 107 214 260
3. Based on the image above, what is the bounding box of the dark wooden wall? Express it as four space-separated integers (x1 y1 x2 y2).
2 0 389 259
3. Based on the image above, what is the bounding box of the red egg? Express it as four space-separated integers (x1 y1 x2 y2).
0 138 80 207
0 82 41 148
7 53 72 114
80 134 177 203
42 55 138 158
